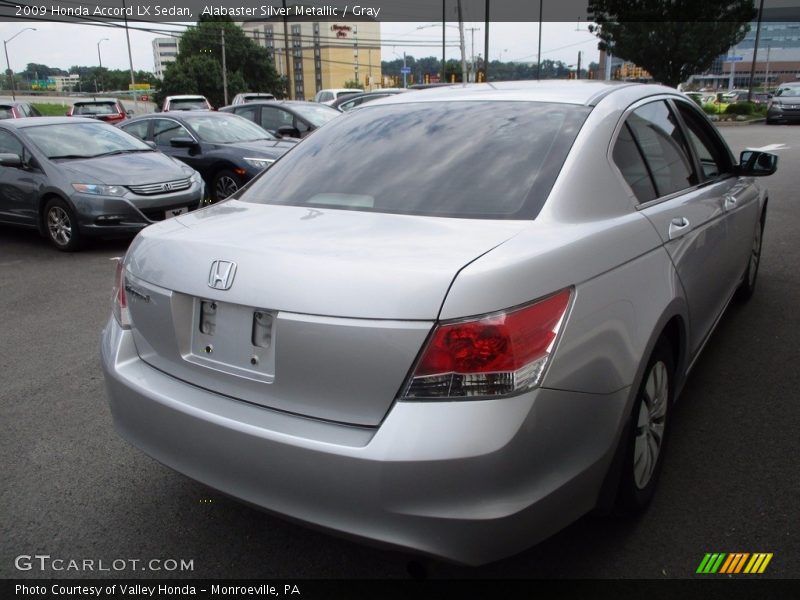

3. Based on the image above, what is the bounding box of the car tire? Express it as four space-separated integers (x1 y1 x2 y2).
43 197 82 252
736 215 765 302
616 339 674 514
212 169 242 202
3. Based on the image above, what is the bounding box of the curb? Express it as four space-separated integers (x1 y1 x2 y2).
713 118 766 127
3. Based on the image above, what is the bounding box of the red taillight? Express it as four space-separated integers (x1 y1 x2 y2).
403 289 572 399
112 260 131 328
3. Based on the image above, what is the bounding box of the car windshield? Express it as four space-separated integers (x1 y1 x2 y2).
182 113 277 142
244 94 273 101
242 101 590 220
288 103 341 126
776 87 800 97
73 102 118 115
170 99 208 110
24 121 152 159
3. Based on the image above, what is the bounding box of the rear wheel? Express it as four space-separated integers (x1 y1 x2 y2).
44 197 82 252
212 170 242 202
616 340 674 513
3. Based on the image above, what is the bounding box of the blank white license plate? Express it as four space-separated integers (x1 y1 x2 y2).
165 206 188 219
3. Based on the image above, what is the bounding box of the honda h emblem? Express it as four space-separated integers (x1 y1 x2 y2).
208 260 237 290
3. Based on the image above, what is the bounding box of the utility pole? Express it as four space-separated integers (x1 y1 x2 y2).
403 52 407 88
747 0 765 102
282 0 292 99
576 51 582 79
537 1 543 80
484 0 489 80
442 0 446 83
764 46 771 91
457 0 467 83
221 27 228 106
466 27 480 82
122 0 137 113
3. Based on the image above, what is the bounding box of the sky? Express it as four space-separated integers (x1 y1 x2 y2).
0 21 601 75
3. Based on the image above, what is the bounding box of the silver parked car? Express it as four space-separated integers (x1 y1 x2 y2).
0 117 204 251
102 82 777 565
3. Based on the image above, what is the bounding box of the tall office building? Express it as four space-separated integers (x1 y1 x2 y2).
153 37 180 79
241 18 382 100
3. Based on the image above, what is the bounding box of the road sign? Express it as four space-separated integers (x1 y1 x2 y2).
400 67 411 74
724 56 744 62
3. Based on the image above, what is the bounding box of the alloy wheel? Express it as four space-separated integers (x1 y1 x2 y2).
633 360 669 490
47 205 72 247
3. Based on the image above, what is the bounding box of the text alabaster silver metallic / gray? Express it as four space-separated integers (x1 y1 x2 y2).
102 81 771 565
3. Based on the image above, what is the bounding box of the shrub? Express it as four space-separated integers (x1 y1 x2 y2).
725 102 756 115
702 103 720 115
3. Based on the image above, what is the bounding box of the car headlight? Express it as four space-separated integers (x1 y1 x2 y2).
243 157 275 170
772 103 783 111
189 170 202 184
72 183 127 197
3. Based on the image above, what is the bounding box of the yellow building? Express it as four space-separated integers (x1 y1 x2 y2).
241 18 382 100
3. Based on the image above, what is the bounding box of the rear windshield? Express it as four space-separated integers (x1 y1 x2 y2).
73 102 118 115
241 101 589 219
169 98 208 110
0 106 14 119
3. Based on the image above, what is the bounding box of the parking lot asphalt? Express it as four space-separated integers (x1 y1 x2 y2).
1 124 799 580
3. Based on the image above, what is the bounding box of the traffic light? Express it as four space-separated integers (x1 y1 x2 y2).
424 73 430 84
476 69 485 83
450 73 456 83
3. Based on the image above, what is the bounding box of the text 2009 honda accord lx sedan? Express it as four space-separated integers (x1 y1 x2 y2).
101 82 777 565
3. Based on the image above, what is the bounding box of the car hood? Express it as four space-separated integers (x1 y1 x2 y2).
58 152 191 185
216 139 297 157
125 201 529 320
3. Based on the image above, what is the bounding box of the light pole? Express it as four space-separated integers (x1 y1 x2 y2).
96 38 109 93
3 27 36 101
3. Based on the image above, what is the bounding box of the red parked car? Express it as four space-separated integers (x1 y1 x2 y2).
66 99 131 124
0 102 42 119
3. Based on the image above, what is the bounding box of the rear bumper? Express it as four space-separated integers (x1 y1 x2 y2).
101 317 631 565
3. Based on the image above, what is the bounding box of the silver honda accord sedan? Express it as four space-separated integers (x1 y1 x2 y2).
101 81 777 565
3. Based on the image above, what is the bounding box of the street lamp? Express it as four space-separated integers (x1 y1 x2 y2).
3 27 36 101
97 38 109 93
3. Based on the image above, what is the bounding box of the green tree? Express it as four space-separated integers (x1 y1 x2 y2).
588 0 756 87
156 16 281 107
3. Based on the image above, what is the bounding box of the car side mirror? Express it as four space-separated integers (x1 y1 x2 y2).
126 110 134 116
144 141 157 149
276 125 300 138
170 137 198 148
738 150 778 177
0 153 22 167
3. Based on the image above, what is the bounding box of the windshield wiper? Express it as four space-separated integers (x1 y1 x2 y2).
48 154 94 160
96 149 153 157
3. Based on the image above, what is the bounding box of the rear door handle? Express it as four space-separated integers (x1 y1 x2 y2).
668 217 691 240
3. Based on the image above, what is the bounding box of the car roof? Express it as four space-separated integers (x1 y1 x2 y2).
0 116 106 129
371 80 676 107
220 100 332 110
127 111 232 121
166 95 208 101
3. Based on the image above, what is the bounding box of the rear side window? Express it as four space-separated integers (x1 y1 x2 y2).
618 101 697 200
613 101 698 202
0 106 13 119
613 123 657 203
243 101 590 220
